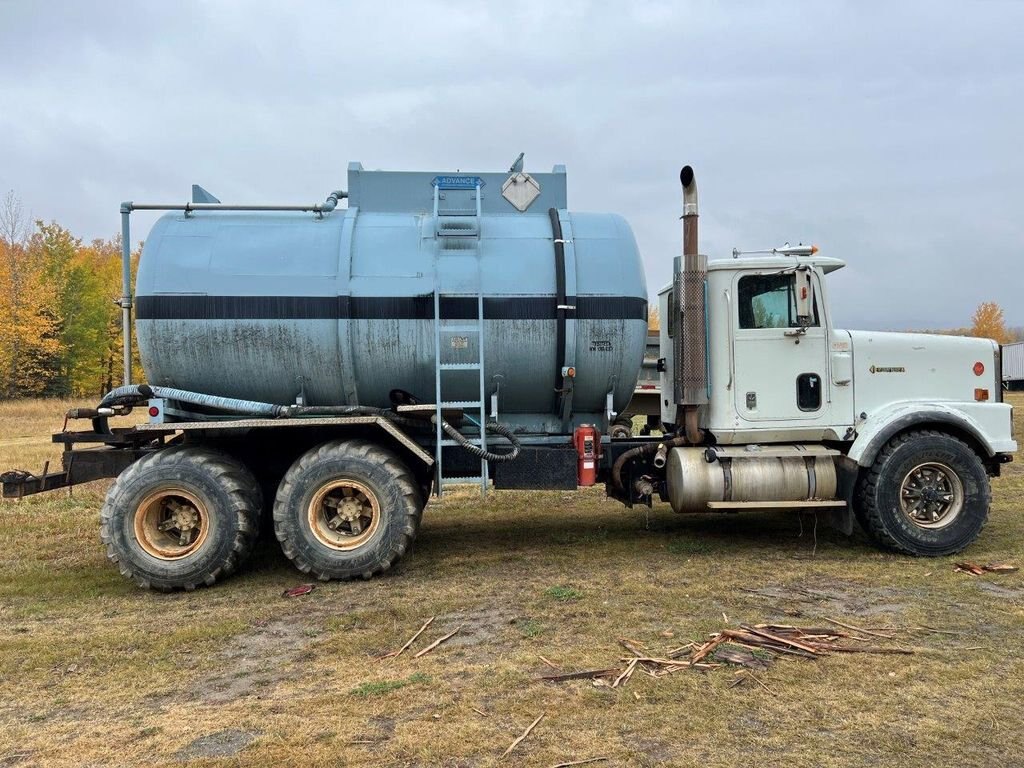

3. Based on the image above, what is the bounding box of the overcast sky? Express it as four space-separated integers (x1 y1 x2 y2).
1 1 1021 330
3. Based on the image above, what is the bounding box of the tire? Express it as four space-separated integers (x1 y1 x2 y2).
855 430 990 556
100 446 262 590
272 439 422 580
611 417 633 440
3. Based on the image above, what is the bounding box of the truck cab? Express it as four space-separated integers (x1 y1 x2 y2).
656 246 1015 556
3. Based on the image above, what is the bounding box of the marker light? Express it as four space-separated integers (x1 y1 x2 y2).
973 362 985 376
148 406 160 417
975 388 990 401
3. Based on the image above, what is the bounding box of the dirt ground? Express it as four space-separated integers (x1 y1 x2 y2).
0 396 1022 767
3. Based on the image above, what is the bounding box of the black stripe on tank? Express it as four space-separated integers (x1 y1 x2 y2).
134 295 648 321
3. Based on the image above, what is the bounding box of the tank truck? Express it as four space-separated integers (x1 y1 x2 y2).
2 160 1016 590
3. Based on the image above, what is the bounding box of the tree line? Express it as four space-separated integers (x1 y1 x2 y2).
0 191 141 399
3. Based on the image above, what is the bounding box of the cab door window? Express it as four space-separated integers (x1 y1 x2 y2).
737 273 819 329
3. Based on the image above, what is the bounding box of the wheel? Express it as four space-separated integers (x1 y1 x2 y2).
100 446 262 590
855 430 990 556
272 439 422 580
611 417 633 440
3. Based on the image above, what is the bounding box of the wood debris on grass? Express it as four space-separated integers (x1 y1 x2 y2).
954 562 1019 576
501 712 544 758
378 617 435 661
550 758 609 767
539 621 915 689
413 625 462 659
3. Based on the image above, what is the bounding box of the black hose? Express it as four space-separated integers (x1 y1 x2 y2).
611 435 686 491
549 207 567 415
434 416 522 463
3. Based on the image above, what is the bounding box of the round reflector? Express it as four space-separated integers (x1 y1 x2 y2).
973 361 985 376
148 406 160 417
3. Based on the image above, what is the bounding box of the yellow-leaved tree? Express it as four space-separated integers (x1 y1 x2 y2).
970 302 1012 345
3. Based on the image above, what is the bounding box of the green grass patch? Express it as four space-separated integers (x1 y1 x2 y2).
350 672 431 698
544 585 583 601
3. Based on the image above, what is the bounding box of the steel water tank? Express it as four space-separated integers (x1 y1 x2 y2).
135 162 648 433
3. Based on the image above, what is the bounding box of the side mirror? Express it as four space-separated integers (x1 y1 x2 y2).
794 268 814 326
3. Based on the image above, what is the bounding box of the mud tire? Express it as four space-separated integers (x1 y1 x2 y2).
100 446 262 591
272 439 422 580
855 430 990 556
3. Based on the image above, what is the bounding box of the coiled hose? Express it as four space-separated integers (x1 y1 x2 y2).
433 415 521 463
98 385 520 463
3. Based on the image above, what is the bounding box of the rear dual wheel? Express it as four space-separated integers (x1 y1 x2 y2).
100 446 262 591
272 439 423 580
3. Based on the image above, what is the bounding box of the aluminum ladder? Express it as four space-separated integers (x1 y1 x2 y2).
432 181 488 497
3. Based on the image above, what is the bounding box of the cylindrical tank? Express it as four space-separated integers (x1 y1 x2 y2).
667 445 838 513
134 163 648 433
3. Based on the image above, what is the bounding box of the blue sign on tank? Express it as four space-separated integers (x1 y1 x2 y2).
432 175 485 189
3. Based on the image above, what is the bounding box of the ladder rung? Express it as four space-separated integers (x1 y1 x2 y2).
437 228 479 237
439 324 481 333
439 363 481 371
440 438 484 447
442 476 486 485
440 399 482 407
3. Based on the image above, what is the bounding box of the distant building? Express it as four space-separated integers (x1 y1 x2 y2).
1004 341 1024 391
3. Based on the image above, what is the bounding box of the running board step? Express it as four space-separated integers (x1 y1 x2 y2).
441 399 482 408
706 500 847 511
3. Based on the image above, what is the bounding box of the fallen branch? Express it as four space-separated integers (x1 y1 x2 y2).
740 625 822 654
550 758 609 768
380 617 435 661
743 671 778 696
823 617 896 639
502 713 544 758
413 625 461 659
540 668 620 682
612 658 638 688
538 655 559 670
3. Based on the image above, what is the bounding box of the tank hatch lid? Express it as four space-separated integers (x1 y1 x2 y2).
346 161 567 214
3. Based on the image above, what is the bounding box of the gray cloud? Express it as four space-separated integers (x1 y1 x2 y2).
1 0 1021 330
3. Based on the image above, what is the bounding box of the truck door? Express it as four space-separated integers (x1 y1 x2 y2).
731 270 831 424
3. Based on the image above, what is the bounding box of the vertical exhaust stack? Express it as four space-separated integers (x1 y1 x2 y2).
673 165 708 444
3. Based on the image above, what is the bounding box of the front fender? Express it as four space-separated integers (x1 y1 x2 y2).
847 401 1014 467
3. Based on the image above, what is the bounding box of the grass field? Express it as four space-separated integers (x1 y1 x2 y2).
0 397 1022 767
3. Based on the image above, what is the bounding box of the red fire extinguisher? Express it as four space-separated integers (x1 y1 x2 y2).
574 424 600 487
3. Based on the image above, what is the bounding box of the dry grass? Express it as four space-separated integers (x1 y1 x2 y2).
0 397 1022 767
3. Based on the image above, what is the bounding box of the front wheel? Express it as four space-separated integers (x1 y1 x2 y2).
855 430 991 556
272 439 422 580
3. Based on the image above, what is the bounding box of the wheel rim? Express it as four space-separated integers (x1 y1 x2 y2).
898 462 964 529
307 479 381 550
134 489 211 560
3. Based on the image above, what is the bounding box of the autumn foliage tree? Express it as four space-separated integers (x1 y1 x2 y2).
970 302 1012 345
0 191 140 399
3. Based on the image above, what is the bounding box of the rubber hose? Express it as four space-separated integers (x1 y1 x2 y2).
100 385 283 417
434 416 522 463
611 435 686 491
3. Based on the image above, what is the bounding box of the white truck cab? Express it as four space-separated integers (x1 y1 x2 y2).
656 178 1015 558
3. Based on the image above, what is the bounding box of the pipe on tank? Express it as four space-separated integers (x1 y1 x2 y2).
119 204 133 385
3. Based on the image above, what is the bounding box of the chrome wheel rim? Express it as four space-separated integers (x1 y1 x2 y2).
134 489 210 560
307 479 380 550
898 462 964 529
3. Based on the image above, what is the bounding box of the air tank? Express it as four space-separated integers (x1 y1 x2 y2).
134 162 648 434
